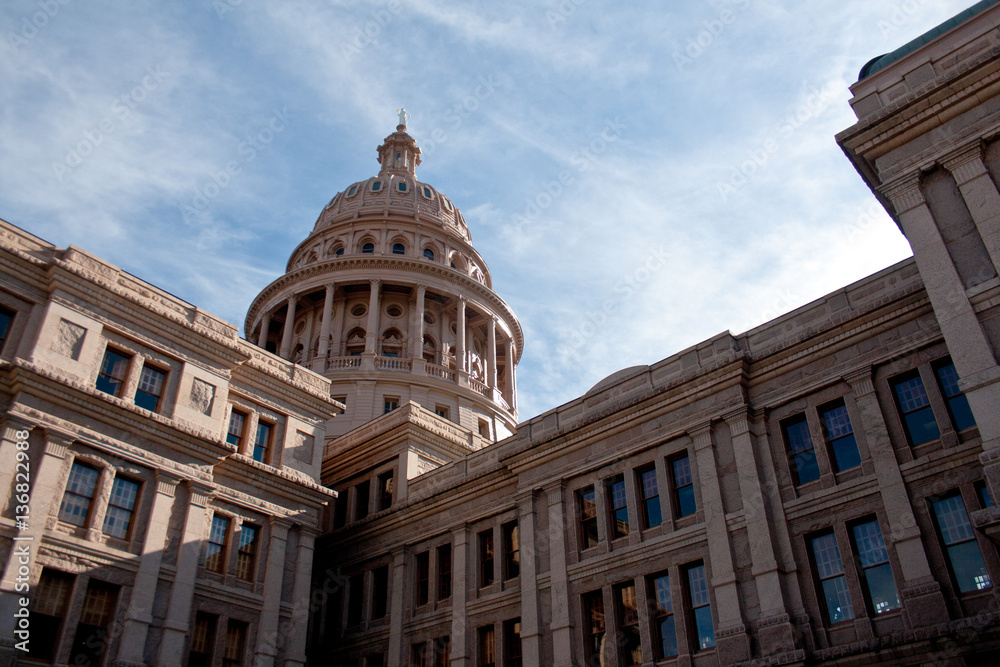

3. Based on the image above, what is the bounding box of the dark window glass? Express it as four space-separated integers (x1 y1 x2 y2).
333 494 348 528
650 573 677 659
59 462 100 526
392 242 406 254
227 409 246 447
891 372 940 445
368 655 385 667
355 480 370 521
335 246 345 256
411 642 427 667
934 361 976 431
188 611 217 667
252 421 272 463
478 625 496 667
851 519 900 614
235 524 259 581
976 480 993 509
479 530 494 587
398 182 407 193
582 590 605 666
809 531 853 624
378 471 394 510
373 565 389 619
434 636 449 667
415 551 430 606
102 476 140 539
783 415 819 484
608 476 629 538
28 569 74 660
371 182 381 192
503 618 522 667
423 186 432 198
579 487 598 548
502 521 520 580
437 544 452 600
671 455 697 516
932 493 992 593
205 514 230 573
638 467 661 528
821 401 861 472
69 580 120 667
384 397 399 413
686 563 715 650
347 573 364 626
615 583 642 666
423 248 435 261
0 306 14 350
362 242 376 253
222 619 248 667
134 363 166 412
96 348 130 397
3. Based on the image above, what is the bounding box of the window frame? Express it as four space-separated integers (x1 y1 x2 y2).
478 529 495 588
205 514 231 573
415 551 430 607
134 361 167 413
437 544 452 601
933 359 977 432
781 414 820 485
227 408 248 449
354 480 371 521
807 529 854 625
96 346 132 398
102 474 141 540
478 625 496 667
819 399 862 473
235 523 260 582
252 419 273 464
607 475 629 539
0 305 15 353
890 370 941 446
59 460 101 528
649 572 678 659
578 486 599 549
502 521 520 581
614 581 642 667
378 470 394 511
930 490 993 594
372 564 390 619
582 590 605 666
637 465 662 529
502 617 522 667
670 453 698 518
684 561 716 652
848 517 901 616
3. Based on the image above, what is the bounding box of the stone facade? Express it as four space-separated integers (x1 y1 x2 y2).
0 225 340 666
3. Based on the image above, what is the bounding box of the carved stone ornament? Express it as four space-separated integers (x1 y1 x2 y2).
52 318 86 360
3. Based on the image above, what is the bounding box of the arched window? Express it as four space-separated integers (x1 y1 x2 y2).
398 182 407 192
392 243 405 255
362 242 375 254
423 248 435 261
335 246 344 257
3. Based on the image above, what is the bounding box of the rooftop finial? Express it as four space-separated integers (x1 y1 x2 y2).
396 108 409 130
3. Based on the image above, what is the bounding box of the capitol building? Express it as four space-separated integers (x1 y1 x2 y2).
2 3 1000 666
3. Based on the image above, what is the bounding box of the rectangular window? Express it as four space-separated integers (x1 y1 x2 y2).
685 562 715 651
384 397 399 414
227 409 247 447
891 372 940 445
638 466 662 528
782 415 820 484
355 480 371 520
932 493 993 593
607 475 629 538
671 454 697 516
502 521 520 580
368 654 385 667
434 636 450 667
222 619 248 667
615 582 642 666
479 529 495 587
96 348 131 397
347 573 364 626
102 475 140 539
59 461 100 527
850 519 900 615
252 421 272 464
415 551 430 606
934 360 976 431
411 642 427 667
333 493 348 528
579 486 599 548
235 523 260 581
809 531 853 624
378 470 394 511
975 480 993 509
205 514 230 573
188 611 218 667
69 579 120 667
503 618 522 667
28 569 74 661
373 565 389 619
650 573 678 659
478 625 496 667
582 590 606 666
0 305 14 351
437 544 452 601
820 401 861 472
134 363 167 412
435 405 450 420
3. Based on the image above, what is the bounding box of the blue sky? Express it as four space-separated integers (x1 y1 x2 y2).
0 0 975 420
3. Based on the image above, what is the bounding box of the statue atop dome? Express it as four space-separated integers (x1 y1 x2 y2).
396 107 409 130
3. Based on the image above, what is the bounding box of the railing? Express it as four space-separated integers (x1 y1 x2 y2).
497 394 512 412
328 357 361 370
375 356 411 372
468 377 490 397
426 363 456 382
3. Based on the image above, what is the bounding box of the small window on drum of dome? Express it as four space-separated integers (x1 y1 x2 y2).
392 243 405 255
372 181 382 192
350 304 367 318
362 242 375 254
398 182 407 192
422 187 432 198
423 248 434 261
386 305 403 318
443 198 453 211
335 247 344 257
347 185 357 196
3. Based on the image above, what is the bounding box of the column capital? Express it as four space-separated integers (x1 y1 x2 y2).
721 407 750 436
457 295 468 304
370 278 381 289
941 142 986 183
188 481 215 508
45 432 75 458
688 422 714 450
325 281 336 292
416 284 426 296
269 516 292 541
154 470 182 496
1 414 35 437
286 294 298 306
844 366 875 396
881 173 925 214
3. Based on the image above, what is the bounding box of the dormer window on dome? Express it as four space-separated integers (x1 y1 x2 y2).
371 181 381 192
347 185 357 196
398 182 407 192
422 186 432 198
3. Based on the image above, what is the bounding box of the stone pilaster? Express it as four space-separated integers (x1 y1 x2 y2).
516 491 542 665
283 526 317 667
254 518 291 667
545 481 574 667
279 296 298 359
365 280 381 355
450 526 469 666
257 310 271 348
318 283 335 361
387 548 407 666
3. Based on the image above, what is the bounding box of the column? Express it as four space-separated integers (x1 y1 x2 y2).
317 283 335 360
455 297 467 373
283 527 318 667
487 317 497 389
412 286 426 359
504 340 516 408
279 296 298 359
117 471 181 665
0 432 71 652
156 483 214 666
300 309 315 363
364 280 381 355
545 482 574 667
945 148 1000 272
689 424 748 663
517 492 542 665
845 368 948 626
254 518 290 667
331 297 346 357
0 417 32 520
450 527 469 666
386 548 407 666
257 311 271 349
